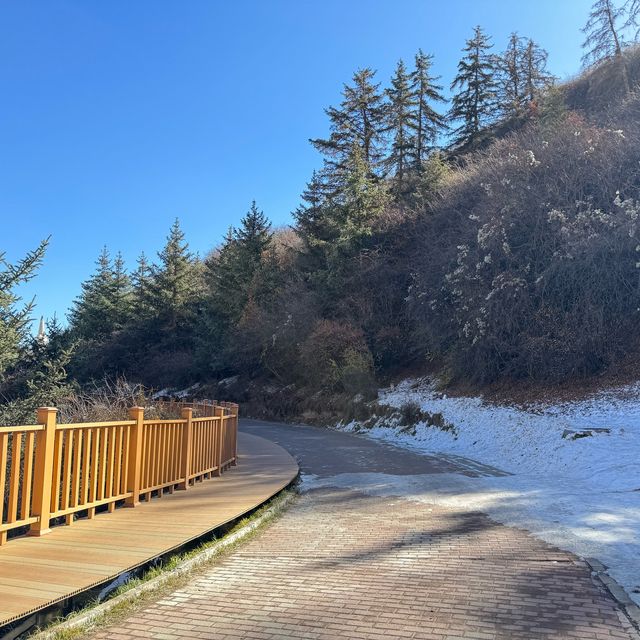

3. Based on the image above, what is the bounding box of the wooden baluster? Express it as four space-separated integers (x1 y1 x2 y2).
60 431 74 523
68 430 82 523
87 428 99 519
20 431 36 521
0 433 8 545
125 407 144 508
179 408 193 490
7 432 22 525
106 426 117 512
122 425 131 496
81 429 92 507
113 426 124 497
29 407 57 537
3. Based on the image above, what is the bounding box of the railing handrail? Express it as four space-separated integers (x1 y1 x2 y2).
0 400 239 545
0 424 44 434
57 420 138 430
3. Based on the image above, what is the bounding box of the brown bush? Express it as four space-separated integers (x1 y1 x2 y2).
298 320 376 397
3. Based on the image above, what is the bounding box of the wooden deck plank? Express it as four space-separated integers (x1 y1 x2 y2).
0 433 298 627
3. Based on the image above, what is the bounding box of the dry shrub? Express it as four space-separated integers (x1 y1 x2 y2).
299 320 376 397
409 99 640 382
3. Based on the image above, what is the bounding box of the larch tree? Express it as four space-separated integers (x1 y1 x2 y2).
582 0 626 65
498 34 554 117
449 26 499 149
498 33 525 117
522 38 555 103
310 68 387 189
408 50 447 167
625 0 640 39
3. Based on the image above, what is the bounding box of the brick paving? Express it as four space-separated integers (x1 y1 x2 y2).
89 421 640 640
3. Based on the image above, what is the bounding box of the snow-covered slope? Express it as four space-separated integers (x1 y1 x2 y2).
337 378 640 605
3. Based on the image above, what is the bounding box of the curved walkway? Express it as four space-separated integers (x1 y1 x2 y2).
91 419 639 640
0 433 297 630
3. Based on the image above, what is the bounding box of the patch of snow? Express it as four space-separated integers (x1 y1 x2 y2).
151 383 201 400
333 378 640 604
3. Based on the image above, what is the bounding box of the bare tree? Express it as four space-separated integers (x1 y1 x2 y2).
582 0 626 65
625 0 640 39
582 0 629 91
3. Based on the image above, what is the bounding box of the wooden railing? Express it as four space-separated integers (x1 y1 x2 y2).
0 401 239 545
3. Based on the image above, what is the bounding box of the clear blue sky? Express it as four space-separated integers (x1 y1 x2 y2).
0 0 590 327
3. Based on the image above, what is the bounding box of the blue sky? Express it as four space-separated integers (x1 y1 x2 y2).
0 0 590 327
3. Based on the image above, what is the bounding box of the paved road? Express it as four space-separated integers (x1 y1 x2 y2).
91 419 639 640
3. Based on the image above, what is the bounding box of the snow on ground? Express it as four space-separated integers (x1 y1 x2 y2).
333 378 640 604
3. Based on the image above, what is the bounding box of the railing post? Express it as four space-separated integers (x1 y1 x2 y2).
214 405 224 476
125 406 144 507
179 407 193 490
29 407 58 537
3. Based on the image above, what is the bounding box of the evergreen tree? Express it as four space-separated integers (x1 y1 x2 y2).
582 0 627 69
338 144 389 249
205 202 274 326
310 68 387 187
408 50 447 166
292 171 337 276
449 26 499 149
24 316 74 407
385 59 415 193
112 252 133 327
0 315 74 426
68 247 131 339
294 171 330 248
131 251 153 318
148 219 200 330
0 240 48 380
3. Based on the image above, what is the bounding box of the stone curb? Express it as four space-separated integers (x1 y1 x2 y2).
586 557 640 631
30 489 298 640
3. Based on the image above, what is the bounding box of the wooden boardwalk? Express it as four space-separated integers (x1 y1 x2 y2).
0 432 298 628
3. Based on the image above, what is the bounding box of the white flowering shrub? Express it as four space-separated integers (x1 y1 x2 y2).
408 107 640 382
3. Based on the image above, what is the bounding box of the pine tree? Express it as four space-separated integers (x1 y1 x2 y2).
408 50 447 166
449 26 499 149
68 247 131 339
310 68 387 188
582 0 627 67
148 219 200 330
385 59 415 193
0 240 48 380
